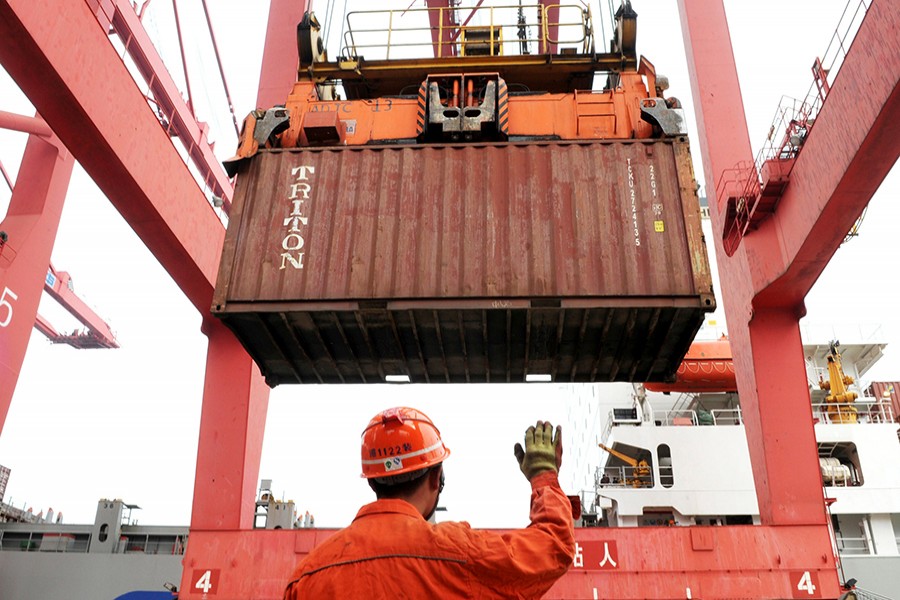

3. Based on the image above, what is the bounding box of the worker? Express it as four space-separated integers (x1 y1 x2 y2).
283 406 575 599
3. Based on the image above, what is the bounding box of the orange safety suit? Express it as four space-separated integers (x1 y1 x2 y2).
283 471 575 599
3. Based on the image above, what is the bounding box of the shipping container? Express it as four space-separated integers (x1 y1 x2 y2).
213 139 715 385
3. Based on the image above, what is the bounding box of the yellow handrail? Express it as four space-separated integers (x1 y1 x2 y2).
341 3 592 61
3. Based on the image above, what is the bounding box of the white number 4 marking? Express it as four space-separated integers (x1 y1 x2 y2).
195 570 213 593
797 571 816 595
0 287 18 328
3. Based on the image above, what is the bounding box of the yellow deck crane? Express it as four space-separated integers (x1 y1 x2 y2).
818 341 858 423
598 442 652 488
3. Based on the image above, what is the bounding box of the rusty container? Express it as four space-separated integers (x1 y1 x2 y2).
212 140 715 385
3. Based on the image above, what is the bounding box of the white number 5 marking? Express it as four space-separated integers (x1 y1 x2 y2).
0 287 18 328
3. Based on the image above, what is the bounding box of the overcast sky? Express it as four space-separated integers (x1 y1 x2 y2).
0 0 896 528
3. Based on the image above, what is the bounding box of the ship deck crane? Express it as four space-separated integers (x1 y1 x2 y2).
818 341 859 424
598 442 652 487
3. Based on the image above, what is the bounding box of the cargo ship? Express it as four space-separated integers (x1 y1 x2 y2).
564 325 900 599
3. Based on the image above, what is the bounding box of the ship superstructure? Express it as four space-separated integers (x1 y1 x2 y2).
566 327 900 598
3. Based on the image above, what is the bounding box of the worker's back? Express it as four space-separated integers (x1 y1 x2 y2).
285 493 572 599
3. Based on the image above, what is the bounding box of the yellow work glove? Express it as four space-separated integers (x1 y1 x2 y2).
513 421 563 481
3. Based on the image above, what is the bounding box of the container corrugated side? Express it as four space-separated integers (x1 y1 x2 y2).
213 140 715 385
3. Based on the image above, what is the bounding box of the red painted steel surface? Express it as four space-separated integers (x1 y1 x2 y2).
679 0 826 529
181 526 840 599
40 265 119 349
0 133 74 433
0 0 272 571
681 0 898 528
190 320 269 531
88 0 234 211
257 0 310 109
213 141 714 384
0 0 223 312
0 109 52 137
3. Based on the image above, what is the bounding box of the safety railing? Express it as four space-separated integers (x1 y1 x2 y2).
747 0 871 185
811 400 894 425
648 408 744 427
834 534 869 555
653 410 698 427
119 533 187 555
600 414 614 447
715 0 871 253
0 530 89 553
711 407 743 425
595 465 652 489
341 3 594 61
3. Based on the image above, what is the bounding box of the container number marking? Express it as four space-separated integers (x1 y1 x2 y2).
790 571 820 598
0 287 18 328
192 569 220 595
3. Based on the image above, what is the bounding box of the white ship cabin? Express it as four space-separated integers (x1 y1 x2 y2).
566 330 900 594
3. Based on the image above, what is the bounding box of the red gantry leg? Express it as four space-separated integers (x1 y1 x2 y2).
679 0 899 526
0 121 73 433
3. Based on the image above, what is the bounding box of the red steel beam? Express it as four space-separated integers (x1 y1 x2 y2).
0 110 53 137
678 0 827 528
181 525 839 599
0 132 74 433
538 0 560 54
33 312 61 339
42 265 119 349
678 0 899 529
0 0 271 549
752 0 899 307
257 0 310 108
425 0 457 58
87 0 234 210
0 0 222 313
185 0 311 536
178 0 311 593
189 320 269 531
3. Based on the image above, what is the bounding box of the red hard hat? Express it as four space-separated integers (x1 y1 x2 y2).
361 407 450 479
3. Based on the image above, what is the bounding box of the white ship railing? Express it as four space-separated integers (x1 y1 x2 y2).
653 409 699 426
604 407 744 445
834 533 869 555
651 408 744 427
711 408 743 425
601 412 614 446
595 465 653 489
0 529 186 554
811 400 895 425
0 530 89 553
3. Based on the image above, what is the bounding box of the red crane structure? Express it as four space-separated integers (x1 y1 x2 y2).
33 263 118 349
0 0 897 598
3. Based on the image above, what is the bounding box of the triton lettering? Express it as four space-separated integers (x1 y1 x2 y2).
280 165 315 270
